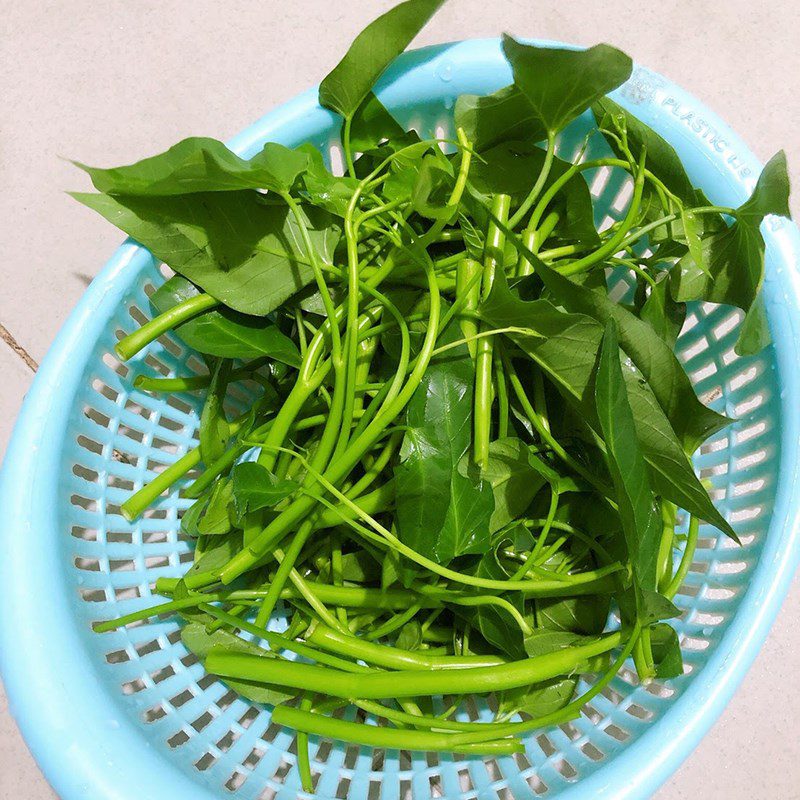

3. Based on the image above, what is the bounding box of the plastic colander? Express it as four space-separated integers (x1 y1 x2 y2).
2 37 800 800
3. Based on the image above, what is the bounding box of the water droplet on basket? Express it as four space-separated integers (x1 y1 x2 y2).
702 627 714 637
76 575 84 586
443 96 454 110
108 719 120 730
436 61 454 82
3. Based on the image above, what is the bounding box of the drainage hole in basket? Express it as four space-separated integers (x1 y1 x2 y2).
167 728 192 749
554 758 578 781
580 742 605 762
190 710 214 733
143 703 168 724
105 648 131 665
536 734 555 758
225 770 248 792
243 746 266 770
623 702 654 721
525 771 548 796
195 751 218 772
134 638 162 658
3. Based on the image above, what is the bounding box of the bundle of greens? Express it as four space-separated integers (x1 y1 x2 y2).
80 0 791 778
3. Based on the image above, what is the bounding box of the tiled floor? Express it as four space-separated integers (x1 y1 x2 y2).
1 2 799 798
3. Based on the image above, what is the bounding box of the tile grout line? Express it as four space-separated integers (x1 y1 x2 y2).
0 322 39 373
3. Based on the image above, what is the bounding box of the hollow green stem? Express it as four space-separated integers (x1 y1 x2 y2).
115 293 218 361
558 149 647 276
446 624 641 744
270 706 523 756
254 519 316 629
197 605 365 672
657 500 677 592
305 623 507 671
455 258 483 360
363 604 422 641
509 131 556 228
121 448 201 521
207 630 623 699
342 114 356 177
511 490 559 581
494 347 509 438
665 514 699 599
134 357 271 393
474 193 511 467
296 695 313 793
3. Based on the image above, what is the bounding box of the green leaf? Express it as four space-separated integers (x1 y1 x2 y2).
649 622 684 679
527 461 585 495
172 579 210 624
460 437 547 533
197 477 235 535
394 325 495 563
466 551 527 659
469 140 549 200
296 144 359 218
736 291 770 356
524 257 729 451
186 531 242 579
71 192 341 316
149 276 301 365
594 320 661 593
336 550 382 584
199 359 230 464
536 595 610 636
738 151 791 220
181 491 210 537
412 154 456 220
672 151 791 356
479 270 736 540
318 0 446 119
501 37 632 137
74 138 310 195
680 208 706 275
639 589 681 624
349 92 405 152
469 141 599 244
498 676 577 718
182 625 293 706
455 84 547 152
395 621 423 651
640 275 685 348
231 462 298 516
379 289 432 360
353 130 426 181
592 98 696 205
524 629 595 658
378 141 451 208
459 212 485 260
296 282 346 318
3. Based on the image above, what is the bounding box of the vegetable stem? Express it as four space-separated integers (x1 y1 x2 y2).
207 630 623 698
116 293 218 361
270 706 523 756
474 193 511 467
509 131 556 228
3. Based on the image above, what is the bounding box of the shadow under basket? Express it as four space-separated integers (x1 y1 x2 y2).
2 37 800 800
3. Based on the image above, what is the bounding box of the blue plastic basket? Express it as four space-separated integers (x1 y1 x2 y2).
2 38 800 800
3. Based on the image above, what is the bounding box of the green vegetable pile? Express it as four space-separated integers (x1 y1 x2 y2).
80 0 791 779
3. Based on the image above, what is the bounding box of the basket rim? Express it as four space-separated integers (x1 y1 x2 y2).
2 36 800 800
